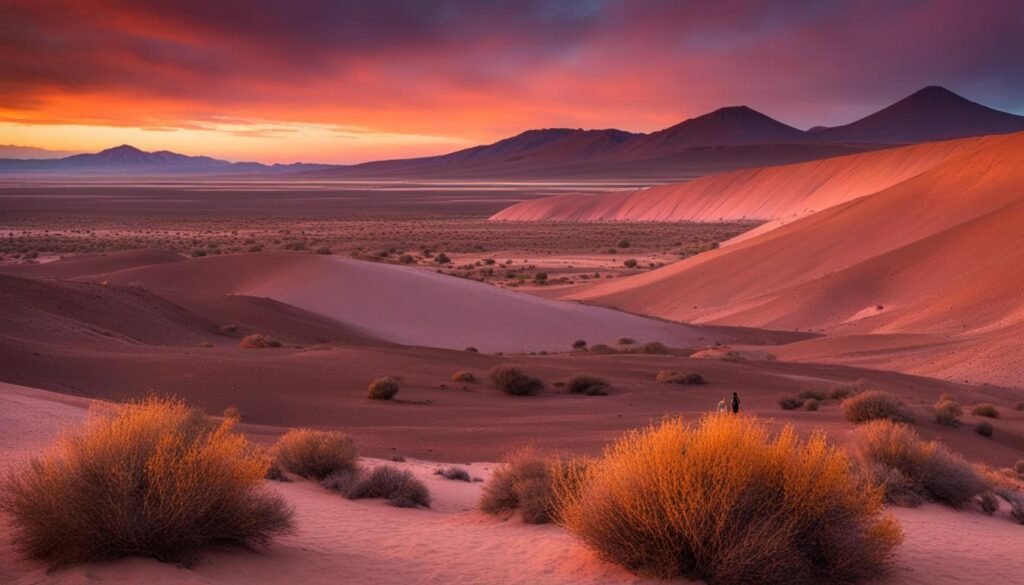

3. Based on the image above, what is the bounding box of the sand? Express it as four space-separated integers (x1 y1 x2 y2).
3 381 1022 585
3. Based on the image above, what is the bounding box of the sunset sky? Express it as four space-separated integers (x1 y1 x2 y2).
2 0 1022 163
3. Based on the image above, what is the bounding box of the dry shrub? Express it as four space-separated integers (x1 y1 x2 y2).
368 376 401 400
223 406 241 421
655 370 705 385
489 364 544 396
842 390 914 424
239 333 281 349
265 462 291 482
451 371 475 383
320 468 361 494
638 341 669 354
587 343 617 354
564 373 610 396
572 339 588 350
274 429 358 480
779 397 805 410
979 492 999 515
0 397 293 566
852 420 985 508
975 421 994 438
829 385 858 400
798 389 828 401
435 466 471 481
554 416 901 584
479 448 585 524
617 337 635 345
1011 496 1024 525
805 398 820 412
971 403 999 418
1015 460 1024 475
347 465 431 508
934 399 962 427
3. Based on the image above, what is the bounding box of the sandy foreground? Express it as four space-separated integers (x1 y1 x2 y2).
2 382 1022 585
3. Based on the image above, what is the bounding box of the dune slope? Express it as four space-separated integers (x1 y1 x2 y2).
491 135 986 223
562 131 1024 386
88 252 727 352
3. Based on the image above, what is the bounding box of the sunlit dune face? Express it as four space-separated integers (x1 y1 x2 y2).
0 0 1022 162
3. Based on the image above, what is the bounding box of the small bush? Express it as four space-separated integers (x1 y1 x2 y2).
588 343 617 354
934 399 962 427
1011 496 1024 525
853 420 985 508
479 448 580 524
638 341 669 354
223 406 241 421
368 376 401 400
347 465 431 508
829 385 857 400
842 390 914 424
798 389 828 401
1015 460 1024 475
435 467 471 481
555 416 901 584
274 429 358 480
655 370 704 385
489 364 544 396
564 374 610 396
617 337 635 345
971 404 999 418
975 421 994 438
320 468 361 494
239 333 282 349
0 397 294 566
779 396 805 410
265 462 291 482
464 346 479 353
979 492 999 515
572 339 588 350
805 398 820 411
315 246 332 255
451 371 475 383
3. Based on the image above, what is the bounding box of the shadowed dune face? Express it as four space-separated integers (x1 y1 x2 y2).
81 252 731 352
490 134 988 223
560 131 1024 387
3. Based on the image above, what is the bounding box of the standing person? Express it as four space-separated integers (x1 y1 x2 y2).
717 398 727 413
731 392 740 414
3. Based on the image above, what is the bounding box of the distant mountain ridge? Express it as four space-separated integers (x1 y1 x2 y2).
0 145 337 175
3 86 1022 179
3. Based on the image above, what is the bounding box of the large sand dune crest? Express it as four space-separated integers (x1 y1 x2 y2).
491 134 990 223
560 131 1024 386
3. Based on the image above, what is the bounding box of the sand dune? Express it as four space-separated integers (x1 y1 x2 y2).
491 134 987 223
85 252 728 352
561 131 1024 387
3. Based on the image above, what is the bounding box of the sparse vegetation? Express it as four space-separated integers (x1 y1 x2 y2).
971 403 999 418
274 429 358 481
779 396 805 410
798 389 828 401
934 398 963 427
0 397 294 566
368 376 401 400
479 448 581 525
435 466 471 481
853 420 986 508
638 341 669 354
616 337 635 345
223 406 241 421
564 373 610 396
979 492 999 515
239 333 282 349
571 339 587 350
842 390 914 424
347 465 431 508
805 398 820 411
489 364 544 396
555 415 901 584
451 371 475 383
975 421 994 438
655 370 705 385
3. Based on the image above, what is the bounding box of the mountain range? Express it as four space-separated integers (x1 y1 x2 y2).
3 86 1022 179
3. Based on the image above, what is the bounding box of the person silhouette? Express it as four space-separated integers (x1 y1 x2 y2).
731 392 740 414
717 398 727 413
